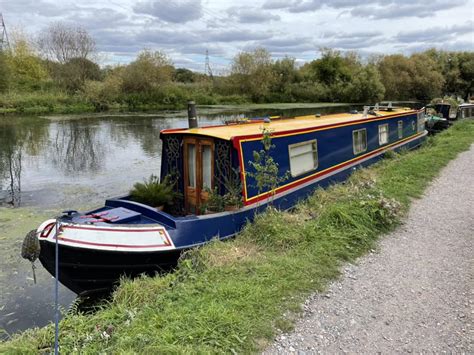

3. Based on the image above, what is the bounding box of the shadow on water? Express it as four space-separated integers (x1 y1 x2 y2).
0 104 359 339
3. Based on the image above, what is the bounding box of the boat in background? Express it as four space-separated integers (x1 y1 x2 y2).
24 103 428 295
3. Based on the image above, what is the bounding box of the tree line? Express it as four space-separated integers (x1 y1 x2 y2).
0 22 472 113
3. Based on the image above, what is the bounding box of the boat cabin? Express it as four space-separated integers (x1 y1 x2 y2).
457 103 474 119
160 106 426 216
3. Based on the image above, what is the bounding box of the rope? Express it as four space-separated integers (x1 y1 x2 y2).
54 219 60 355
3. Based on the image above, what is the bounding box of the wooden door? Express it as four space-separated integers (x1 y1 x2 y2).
183 137 214 214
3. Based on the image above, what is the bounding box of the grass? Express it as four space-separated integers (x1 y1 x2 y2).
1 120 473 353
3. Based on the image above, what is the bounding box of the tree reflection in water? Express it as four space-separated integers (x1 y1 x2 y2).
0 117 48 207
49 120 105 174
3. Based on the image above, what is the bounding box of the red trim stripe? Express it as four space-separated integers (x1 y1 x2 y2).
55 236 171 249
63 225 168 233
242 132 423 205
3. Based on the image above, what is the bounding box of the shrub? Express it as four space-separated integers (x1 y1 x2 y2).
129 175 176 208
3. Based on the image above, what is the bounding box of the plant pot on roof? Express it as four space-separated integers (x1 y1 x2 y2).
129 174 176 211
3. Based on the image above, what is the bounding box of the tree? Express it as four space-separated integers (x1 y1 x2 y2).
5 32 49 90
121 50 174 93
230 47 276 102
0 52 11 92
305 49 355 85
61 57 101 92
38 22 96 64
342 64 385 103
173 68 195 83
270 56 300 100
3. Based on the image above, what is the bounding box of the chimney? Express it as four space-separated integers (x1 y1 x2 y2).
187 101 198 129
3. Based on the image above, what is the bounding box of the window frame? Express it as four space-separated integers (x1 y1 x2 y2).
397 120 403 139
288 139 318 178
378 123 389 146
352 128 367 155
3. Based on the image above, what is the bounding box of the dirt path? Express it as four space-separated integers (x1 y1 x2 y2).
266 145 474 354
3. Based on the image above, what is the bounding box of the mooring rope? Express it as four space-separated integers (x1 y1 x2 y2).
54 219 60 355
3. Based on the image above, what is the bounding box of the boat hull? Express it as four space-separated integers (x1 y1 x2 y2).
39 239 182 295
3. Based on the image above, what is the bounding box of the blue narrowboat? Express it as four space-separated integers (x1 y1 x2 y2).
27 104 427 295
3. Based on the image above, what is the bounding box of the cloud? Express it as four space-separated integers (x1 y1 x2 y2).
319 31 384 49
206 30 273 42
133 0 202 23
227 7 280 23
350 0 468 19
395 21 473 43
262 0 298 10
262 0 468 17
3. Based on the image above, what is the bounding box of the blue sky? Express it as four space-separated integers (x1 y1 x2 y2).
1 0 473 71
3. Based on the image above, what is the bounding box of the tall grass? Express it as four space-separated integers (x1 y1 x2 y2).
1 120 473 353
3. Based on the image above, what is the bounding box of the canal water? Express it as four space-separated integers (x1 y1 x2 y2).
0 104 354 339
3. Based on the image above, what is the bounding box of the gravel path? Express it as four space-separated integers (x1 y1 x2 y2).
266 145 474 354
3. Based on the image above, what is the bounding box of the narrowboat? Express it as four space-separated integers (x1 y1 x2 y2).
24 104 427 295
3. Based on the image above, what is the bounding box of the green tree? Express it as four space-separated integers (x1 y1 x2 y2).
270 56 300 101
60 57 101 92
5 34 49 90
173 68 195 83
342 64 385 103
230 47 276 102
121 50 174 93
0 52 11 92
304 49 355 85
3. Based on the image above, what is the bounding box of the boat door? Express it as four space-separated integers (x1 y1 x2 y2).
183 137 214 214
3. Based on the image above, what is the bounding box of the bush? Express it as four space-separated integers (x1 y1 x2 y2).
129 175 176 208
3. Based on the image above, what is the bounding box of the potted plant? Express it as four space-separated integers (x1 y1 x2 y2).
129 174 176 211
203 187 224 214
223 191 243 211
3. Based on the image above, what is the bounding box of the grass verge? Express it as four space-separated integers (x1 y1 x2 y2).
1 120 473 353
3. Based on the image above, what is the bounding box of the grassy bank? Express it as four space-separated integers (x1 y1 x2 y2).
0 90 252 115
1 120 473 353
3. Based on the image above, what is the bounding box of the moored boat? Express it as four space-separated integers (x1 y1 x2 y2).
24 103 428 295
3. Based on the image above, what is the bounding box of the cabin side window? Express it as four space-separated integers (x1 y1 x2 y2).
352 129 367 155
398 121 403 139
417 112 425 132
378 124 389 145
288 140 318 177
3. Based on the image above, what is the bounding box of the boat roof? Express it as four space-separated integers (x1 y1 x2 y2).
161 107 417 141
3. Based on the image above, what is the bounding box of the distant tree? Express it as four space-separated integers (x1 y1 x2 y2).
38 22 96 64
5 31 49 90
230 47 276 102
304 49 355 85
409 53 444 101
61 57 101 92
456 51 474 101
377 54 415 100
270 56 300 100
424 49 474 101
342 64 385 103
0 52 11 92
173 68 195 83
121 50 174 93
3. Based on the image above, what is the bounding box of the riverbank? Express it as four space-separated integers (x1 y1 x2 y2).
1 120 473 353
0 91 350 115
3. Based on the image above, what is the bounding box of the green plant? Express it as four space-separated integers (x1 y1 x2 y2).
203 187 225 213
129 174 176 207
247 128 290 200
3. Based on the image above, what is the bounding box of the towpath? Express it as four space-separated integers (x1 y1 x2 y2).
266 145 474 354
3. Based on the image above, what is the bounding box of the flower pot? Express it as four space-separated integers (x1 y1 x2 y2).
156 205 164 211
224 205 239 212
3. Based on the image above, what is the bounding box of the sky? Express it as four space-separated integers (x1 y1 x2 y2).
1 0 473 72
